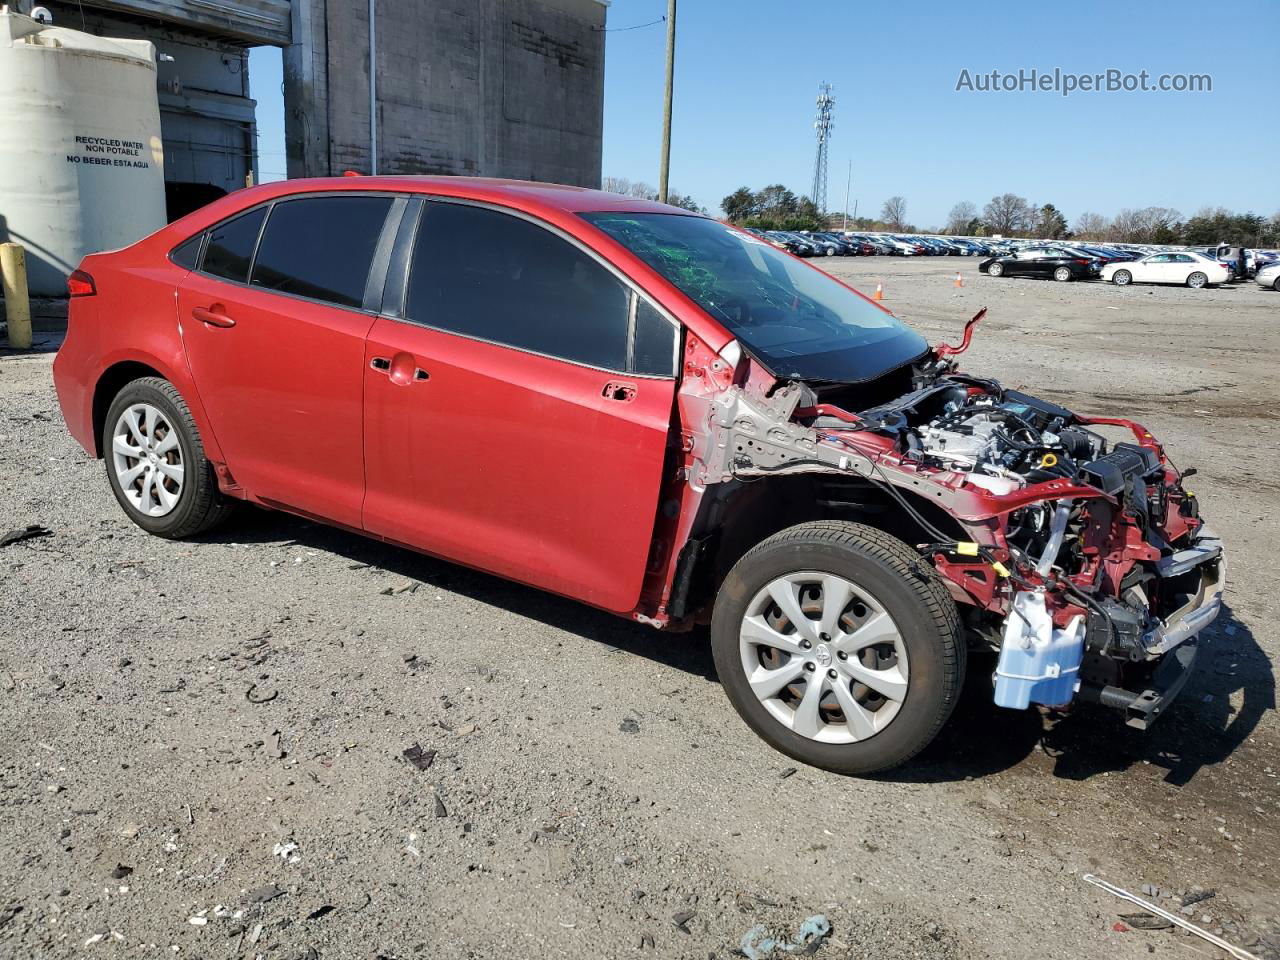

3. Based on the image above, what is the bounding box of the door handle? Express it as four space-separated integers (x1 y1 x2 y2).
192 304 235 328
370 354 429 385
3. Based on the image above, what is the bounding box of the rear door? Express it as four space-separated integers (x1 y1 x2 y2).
177 193 400 528
362 199 680 613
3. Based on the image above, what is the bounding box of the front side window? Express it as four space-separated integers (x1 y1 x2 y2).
251 195 394 308
582 212 926 383
406 202 631 372
203 207 267 283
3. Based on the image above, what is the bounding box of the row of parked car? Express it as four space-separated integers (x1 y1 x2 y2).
747 229 1007 258
976 242 1279 289
746 227 1280 291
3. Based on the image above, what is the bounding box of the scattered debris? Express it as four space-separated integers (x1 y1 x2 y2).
0 525 51 548
671 909 696 934
307 904 336 920
434 794 448 818
267 730 286 759
245 683 278 704
1083 875 1259 960
0 904 22 929
1182 888 1217 907
246 884 285 904
739 915 832 959
455 723 477 737
188 915 208 926
1119 913 1174 931
272 840 301 864
402 744 437 771
619 718 641 734
779 767 797 779
109 864 133 880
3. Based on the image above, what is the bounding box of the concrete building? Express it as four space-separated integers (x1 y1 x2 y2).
284 0 606 187
26 0 605 221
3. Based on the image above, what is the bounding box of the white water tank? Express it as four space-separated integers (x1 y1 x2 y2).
0 7 166 296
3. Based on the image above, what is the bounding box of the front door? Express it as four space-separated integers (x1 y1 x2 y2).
362 200 679 613
178 193 397 528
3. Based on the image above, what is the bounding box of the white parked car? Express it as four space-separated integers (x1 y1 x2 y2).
1101 252 1230 289
1255 262 1280 291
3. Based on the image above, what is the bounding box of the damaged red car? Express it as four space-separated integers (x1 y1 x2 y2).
52 178 1225 774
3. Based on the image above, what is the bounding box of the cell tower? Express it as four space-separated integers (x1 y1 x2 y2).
811 82 835 214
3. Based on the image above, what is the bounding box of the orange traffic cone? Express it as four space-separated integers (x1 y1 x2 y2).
874 281 884 301
954 271 964 288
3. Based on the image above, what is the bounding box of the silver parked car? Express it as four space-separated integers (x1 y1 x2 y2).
1254 261 1280 291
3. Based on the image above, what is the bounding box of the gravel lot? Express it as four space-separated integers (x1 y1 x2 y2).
1 258 1277 959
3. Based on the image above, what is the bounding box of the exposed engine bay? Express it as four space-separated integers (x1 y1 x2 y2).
672 310 1226 729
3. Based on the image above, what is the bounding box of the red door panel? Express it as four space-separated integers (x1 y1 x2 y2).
177 273 375 528
362 317 676 613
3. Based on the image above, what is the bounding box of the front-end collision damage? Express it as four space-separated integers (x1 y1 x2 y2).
657 318 1224 727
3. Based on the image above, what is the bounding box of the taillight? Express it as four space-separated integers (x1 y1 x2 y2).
67 269 96 297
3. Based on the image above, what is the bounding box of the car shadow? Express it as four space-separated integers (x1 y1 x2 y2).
881 602 1272 786
197 506 720 682
199 510 1270 783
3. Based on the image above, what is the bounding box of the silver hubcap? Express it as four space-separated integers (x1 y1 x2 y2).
739 572 909 744
112 403 184 517
1189 273 1205 288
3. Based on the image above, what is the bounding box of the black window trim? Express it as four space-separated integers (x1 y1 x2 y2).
172 190 406 317
389 194 682 380
166 191 683 378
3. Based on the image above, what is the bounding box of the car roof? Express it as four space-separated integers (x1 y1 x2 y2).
168 175 698 237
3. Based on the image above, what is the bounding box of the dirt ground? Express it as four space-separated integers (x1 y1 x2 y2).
1 258 1277 960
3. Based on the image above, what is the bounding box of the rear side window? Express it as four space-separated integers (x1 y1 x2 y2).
170 234 203 270
406 202 630 372
251 195 393 308
203 207 267 283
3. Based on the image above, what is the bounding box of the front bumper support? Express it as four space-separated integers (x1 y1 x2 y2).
1078 639 1199 729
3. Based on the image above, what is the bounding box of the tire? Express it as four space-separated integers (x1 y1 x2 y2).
987 262 1004 277
1053 266 1073 282
103 377 235 539
1113 269 1132 286
1186 271 1208 289
825 247 835 257
711 521 965 776
1273 278 1280 292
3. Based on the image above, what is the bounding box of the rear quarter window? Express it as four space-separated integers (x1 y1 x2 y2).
203 207 268 284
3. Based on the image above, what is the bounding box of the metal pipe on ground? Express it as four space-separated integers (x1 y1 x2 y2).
0 242 32 349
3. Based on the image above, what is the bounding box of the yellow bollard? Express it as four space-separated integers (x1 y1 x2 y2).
1 242 33 350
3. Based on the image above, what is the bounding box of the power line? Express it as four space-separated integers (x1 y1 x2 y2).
593 16 665 32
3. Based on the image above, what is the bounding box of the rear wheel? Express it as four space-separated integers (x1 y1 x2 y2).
711 522 964 775
103 377 235 538
1113 269 1132 286
1273 277 1280 292
1053 266 1073 282
987 262 1004 277
1186 271 1208 289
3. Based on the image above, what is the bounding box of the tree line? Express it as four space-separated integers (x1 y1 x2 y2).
942 195 1279 246
612 179 1280 247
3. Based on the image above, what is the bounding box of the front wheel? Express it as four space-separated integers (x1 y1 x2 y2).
1113 269 1132 286
711 521 965 775
1053 266 1073 282
987 262 1004 277
1186 271 1208 289
103 377 235 538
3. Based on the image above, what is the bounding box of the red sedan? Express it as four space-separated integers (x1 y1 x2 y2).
53 177 1223 774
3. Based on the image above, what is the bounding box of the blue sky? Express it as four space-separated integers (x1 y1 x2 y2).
249 1 1276 229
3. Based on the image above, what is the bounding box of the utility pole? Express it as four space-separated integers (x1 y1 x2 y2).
657 0 676 203
842 158 851 230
